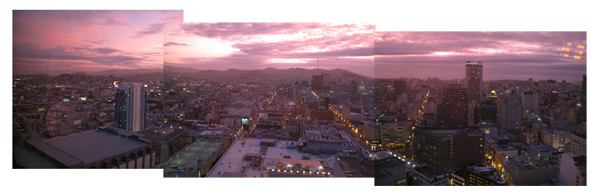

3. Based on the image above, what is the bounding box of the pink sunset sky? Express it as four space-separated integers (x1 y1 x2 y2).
163 23 375 77
375 32 587 82
13 10 183 75
12 11 586 82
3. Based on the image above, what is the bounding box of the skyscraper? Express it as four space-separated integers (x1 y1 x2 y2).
114 82 146 132
437 84 469 128
498 89 522 136
465 61 483 104
321 73 330 90
311 75 324 91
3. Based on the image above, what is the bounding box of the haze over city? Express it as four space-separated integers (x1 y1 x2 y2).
375 32 586 82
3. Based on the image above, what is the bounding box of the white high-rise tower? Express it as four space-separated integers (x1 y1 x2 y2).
115 82 146 132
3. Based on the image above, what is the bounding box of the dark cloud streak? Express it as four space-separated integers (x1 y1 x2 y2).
136 23 163 37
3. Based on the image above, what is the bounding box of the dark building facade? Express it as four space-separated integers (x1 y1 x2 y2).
414 127 485 172
474 101 498 124
465 61 483 104
437 85 469 128
311 75 324 91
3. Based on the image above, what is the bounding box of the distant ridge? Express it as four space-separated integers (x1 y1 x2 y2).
87 66 369 80
92 68 162 76
162 65 368 79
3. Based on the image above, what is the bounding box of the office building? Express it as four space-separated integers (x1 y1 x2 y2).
311 75 324 91
437 84 468 128
414 127 485 172
498 153 558 185
465 61 483 104
413 165 450 186
498 89 522 137
450 165 505 186
114 82 147 132
521 91 539 113
380 121 413 146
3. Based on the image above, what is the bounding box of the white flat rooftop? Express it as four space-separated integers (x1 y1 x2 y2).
207 137 334 177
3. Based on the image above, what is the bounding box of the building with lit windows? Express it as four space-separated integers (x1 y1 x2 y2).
540 128 571 152
450 165 505 186
414 127 485 172
114 82 147 132
413 165 450 186
498 89 522 140
380 121 413 146
311 75 324 91
521 91 540 113
364 121 382 147
465 61 483 104
436 84 468 128
565 133 586 156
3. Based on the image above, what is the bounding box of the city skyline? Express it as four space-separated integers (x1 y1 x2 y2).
9 6 594 193
375 32 586 82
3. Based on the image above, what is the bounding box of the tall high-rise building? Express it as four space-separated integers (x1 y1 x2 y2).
465 61 483 104
498 89 522 136
321 73 330 90
115 82 147 132
579 75 586 123
437 84 468 128
311 75 324 91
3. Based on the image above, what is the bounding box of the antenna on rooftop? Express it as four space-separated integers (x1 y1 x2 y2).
317 58 320 69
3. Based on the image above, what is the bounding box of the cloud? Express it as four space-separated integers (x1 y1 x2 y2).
92 47 121 54
14 10 129 27
164 42 191 47
14 42 146 68
165 22 375 77
375 32 586 57
373 32 586 82
136 23 164 37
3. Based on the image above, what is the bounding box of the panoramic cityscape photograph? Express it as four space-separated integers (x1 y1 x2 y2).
6 3 593 194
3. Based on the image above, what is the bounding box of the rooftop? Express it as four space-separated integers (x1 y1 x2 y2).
163 139 223 177
27 130 148 166
207 137 334 177
138 128 188 142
